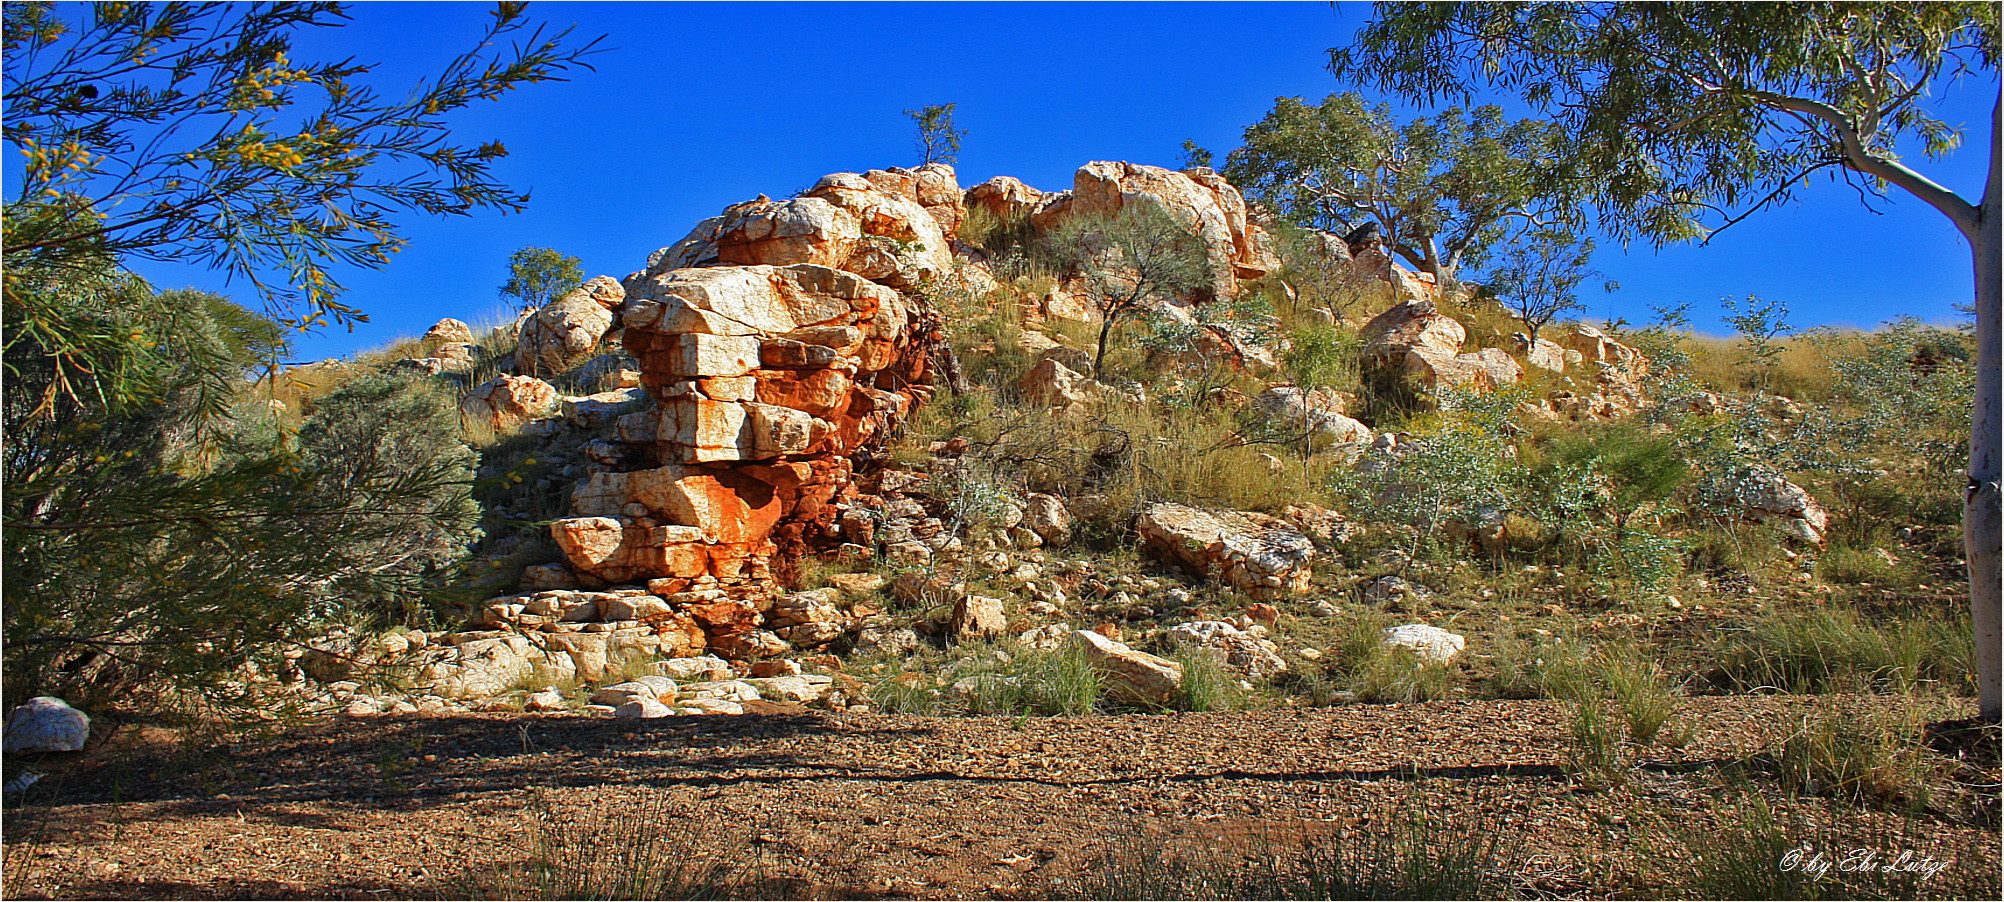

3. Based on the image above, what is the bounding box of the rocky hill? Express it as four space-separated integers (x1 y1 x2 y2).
229 159 1863 721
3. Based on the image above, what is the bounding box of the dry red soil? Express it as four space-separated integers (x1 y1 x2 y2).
3 695 1996 899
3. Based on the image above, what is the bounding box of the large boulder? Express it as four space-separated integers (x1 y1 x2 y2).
421 318 474 349
1255 387 1373 449
713 195 862 269
805 172 955 290
1557 324 1643 371
1360 299 1466 364
1181 167 1281 279
1136 503 1315 599
1068 629 1182 707
3 697 89 754
459 375 561 434
1017 356 1103 408
965 175 1044 222
1069 161 1243 301
516 276 624 377
1734 467 1832 545
857 163 966 242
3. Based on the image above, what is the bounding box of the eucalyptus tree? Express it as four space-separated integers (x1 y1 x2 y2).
1333 1 2001 720
499 246 584 311
1222 92 1581 282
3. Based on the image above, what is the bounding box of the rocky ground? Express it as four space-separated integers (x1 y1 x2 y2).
3 695 1996 900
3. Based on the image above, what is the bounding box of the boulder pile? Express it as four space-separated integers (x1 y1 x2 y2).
546 166 974 594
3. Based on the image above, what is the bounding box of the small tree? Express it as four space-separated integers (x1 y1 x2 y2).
499 246 583 312
905 103 965 167
1484 229 1603 345
1222 93 1583 282
1046 206 1210 376
1178 139 1214 169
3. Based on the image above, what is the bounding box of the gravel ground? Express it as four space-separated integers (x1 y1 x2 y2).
2 694 1996 899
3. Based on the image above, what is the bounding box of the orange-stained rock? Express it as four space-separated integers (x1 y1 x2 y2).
549 517 710 584
459 375 562 434
753 368 854 418
1360 299 1466 362
965 175 1044 222
713 195 860 269
553 169 948 601
683 598 763 635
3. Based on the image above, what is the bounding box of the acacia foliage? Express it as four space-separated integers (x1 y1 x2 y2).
1043 205 1210 375
3 268 479 715
1 1 590 716
1221 93 1576 280
2 1 603 329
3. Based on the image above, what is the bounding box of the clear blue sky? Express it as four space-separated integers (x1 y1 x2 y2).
62 2 2001 362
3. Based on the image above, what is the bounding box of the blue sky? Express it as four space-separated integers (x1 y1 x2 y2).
35 1 1998 362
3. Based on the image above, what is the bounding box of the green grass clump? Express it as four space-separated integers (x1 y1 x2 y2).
1710 608 1971 696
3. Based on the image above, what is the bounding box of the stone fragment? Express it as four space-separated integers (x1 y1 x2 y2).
655 656 734 682
524 689 569 712
1024 494 1073 546
1068 630 1183 707
1381 623 1466 663
614 697 674 719
2 697 89 754
1166 621 1288 681
1136 503 1315 599
1734 467 1831 545
951 595 1009 642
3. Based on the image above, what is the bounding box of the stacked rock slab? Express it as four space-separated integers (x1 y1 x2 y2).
550 169 963 602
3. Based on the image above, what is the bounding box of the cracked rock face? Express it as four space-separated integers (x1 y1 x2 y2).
1136 502 1315 599
550 169 963 592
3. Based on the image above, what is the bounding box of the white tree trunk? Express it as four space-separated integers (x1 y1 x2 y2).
1968 96 2001 722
